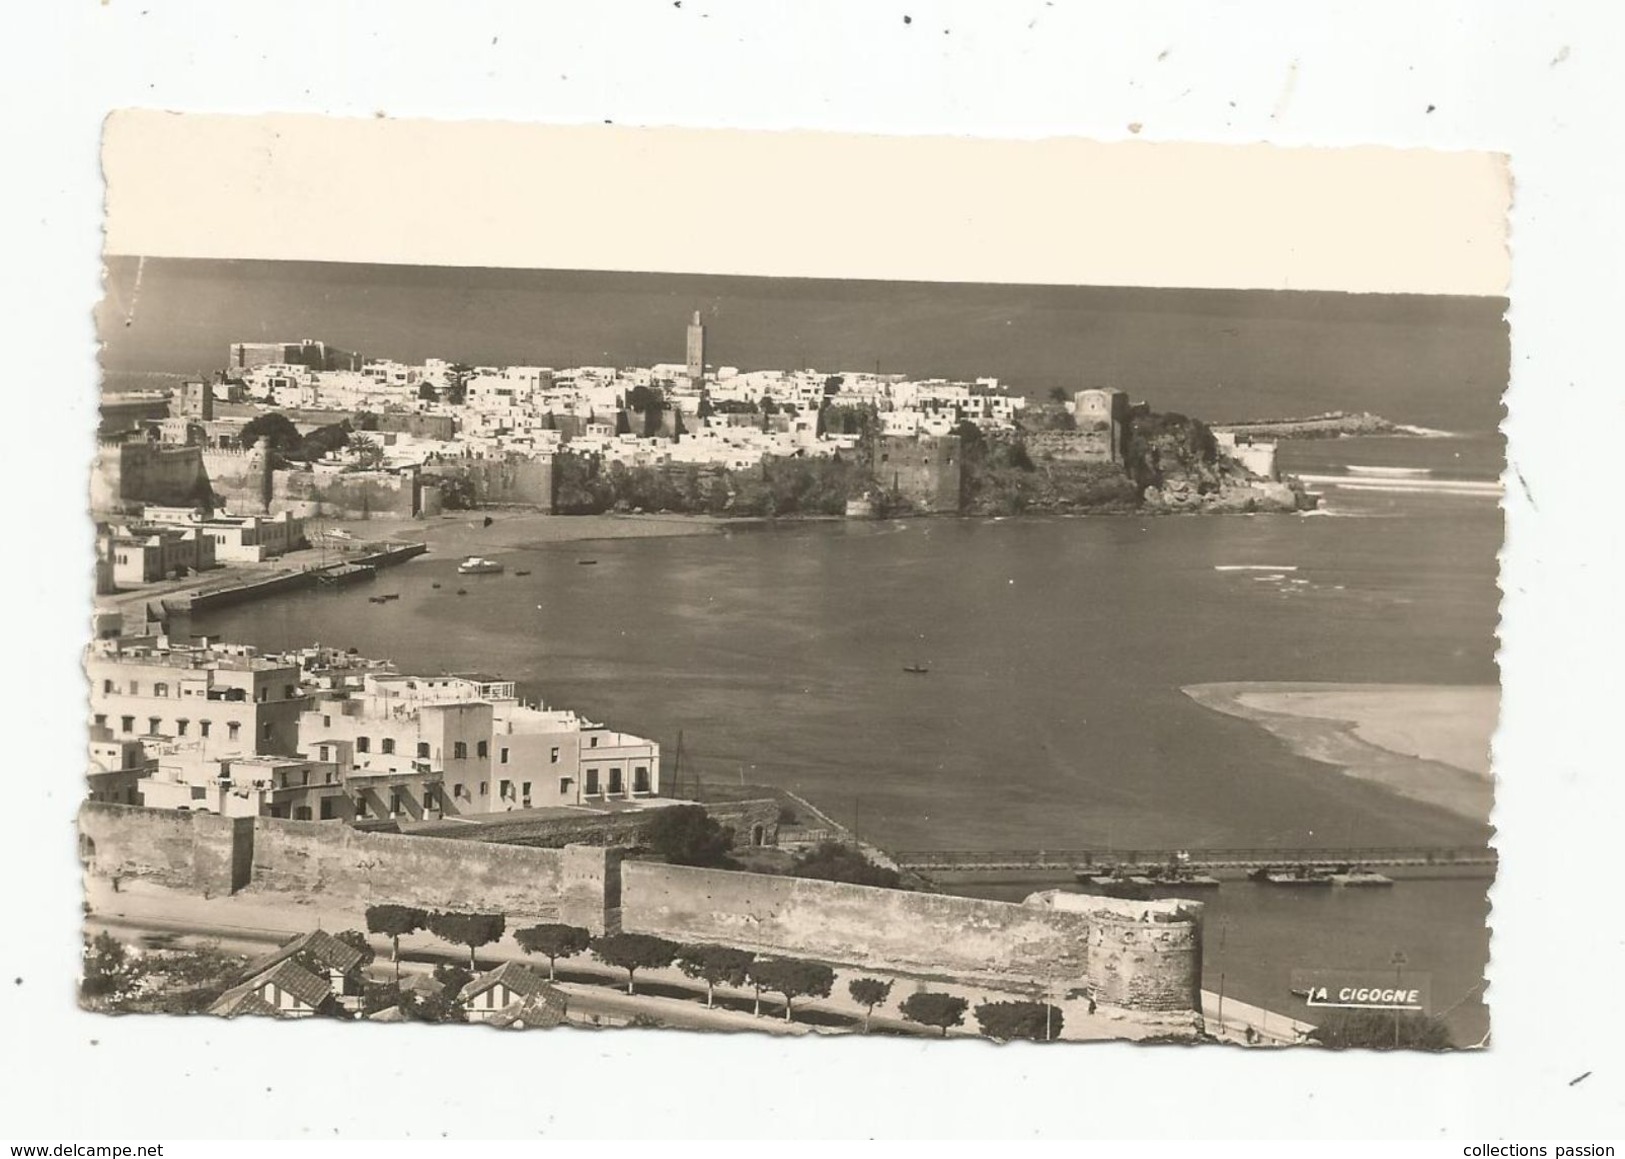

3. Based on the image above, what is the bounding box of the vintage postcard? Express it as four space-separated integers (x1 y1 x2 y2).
82 112 1506 1048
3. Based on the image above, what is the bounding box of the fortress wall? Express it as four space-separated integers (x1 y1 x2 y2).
77 804 1200 1014
874 434 962 513
247 817 616 929
270 469 418 519
79 802 250 896
620 861 1102 989
421 458 554 511
94 444 215 513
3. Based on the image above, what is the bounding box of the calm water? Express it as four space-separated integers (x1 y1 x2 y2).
190 436 1501 1042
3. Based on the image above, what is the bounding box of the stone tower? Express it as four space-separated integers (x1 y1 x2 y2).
685 310 706 385
1073 388 1131 466
180 378 214 422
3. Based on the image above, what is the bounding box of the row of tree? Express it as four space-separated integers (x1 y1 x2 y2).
360 904 1062 1038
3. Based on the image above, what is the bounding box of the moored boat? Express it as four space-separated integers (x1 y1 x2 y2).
1329 869 1394 887
1255 865 1335 886
457 556 504 575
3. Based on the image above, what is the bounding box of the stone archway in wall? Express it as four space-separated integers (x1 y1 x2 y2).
750 824 765 847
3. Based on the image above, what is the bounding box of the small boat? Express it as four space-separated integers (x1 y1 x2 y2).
1330 869 1394 887
367 595 389 604
455 588 469 596
457 556 504 575
431 582 442 589
902 664 929 675
379 593 400 602
514 570 531 577
577 559 598 566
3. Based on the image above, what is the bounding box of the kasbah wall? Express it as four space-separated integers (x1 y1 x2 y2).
421 458 554 511
78 802 1201 1016
873 434 962 513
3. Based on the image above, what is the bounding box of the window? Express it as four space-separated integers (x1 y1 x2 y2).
147 717 161 735
477 740 488 759
479 783 488 796
176 719 189 736
102 680 113 694
325 770 335 784
323 715 332 728
301 769 310 787
608 767 624 794
355 796 368 819
559 777 573 795
262 723 273 741
633 766 650 793
390 790 403 816
549 747 560 764
381 738 395 755
522 781 531 802
256 687 267 703
356 736 370 754
200 720 211 738
500 780 512 799
93 713 107 728
589 736 599 748
417 742 430 759
129 682 139 696
154 682 168 698
585 769 600 795
318 745 330 762
453 741 468 760
284 685 295 699
500 747 509 765
228 722 241 741
120 716 134 734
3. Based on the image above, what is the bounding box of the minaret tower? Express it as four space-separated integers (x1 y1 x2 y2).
685 310 706 386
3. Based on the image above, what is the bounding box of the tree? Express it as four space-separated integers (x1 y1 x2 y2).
1047 386 1069 404
790 841 903 889
899 991 969 1037
643 804 735 868
350 433 385 469
427 911 506 971
1308 1010 1454 1051
740 958 835 1024
418 381 438 402
366 904 429 981
514 923 591 981
590 933 679 995
847 977 894 1032
677 944 756 1009
238 412 302 454
299 419 353 463
332 929 376 971
80 931 143 1005
974 999 1065 1042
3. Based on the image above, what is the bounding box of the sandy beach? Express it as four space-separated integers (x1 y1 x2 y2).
1183 682 1497 824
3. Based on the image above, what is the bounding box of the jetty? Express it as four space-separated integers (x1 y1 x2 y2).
155 541 429 614
893 845 1496 877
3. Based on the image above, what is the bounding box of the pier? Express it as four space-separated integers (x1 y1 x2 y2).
892 845 1496 875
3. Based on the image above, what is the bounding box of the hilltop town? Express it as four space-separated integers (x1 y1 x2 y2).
94 313 1311 558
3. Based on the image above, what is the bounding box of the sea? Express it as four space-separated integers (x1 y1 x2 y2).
186 434 1501 1044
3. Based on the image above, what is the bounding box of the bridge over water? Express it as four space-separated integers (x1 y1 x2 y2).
891 845 1497 874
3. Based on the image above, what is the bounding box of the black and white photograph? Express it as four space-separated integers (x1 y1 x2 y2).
80 113 1503 1051
7 6 1625 1142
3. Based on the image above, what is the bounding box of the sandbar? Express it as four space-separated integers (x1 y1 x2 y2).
1183 681 1496 824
